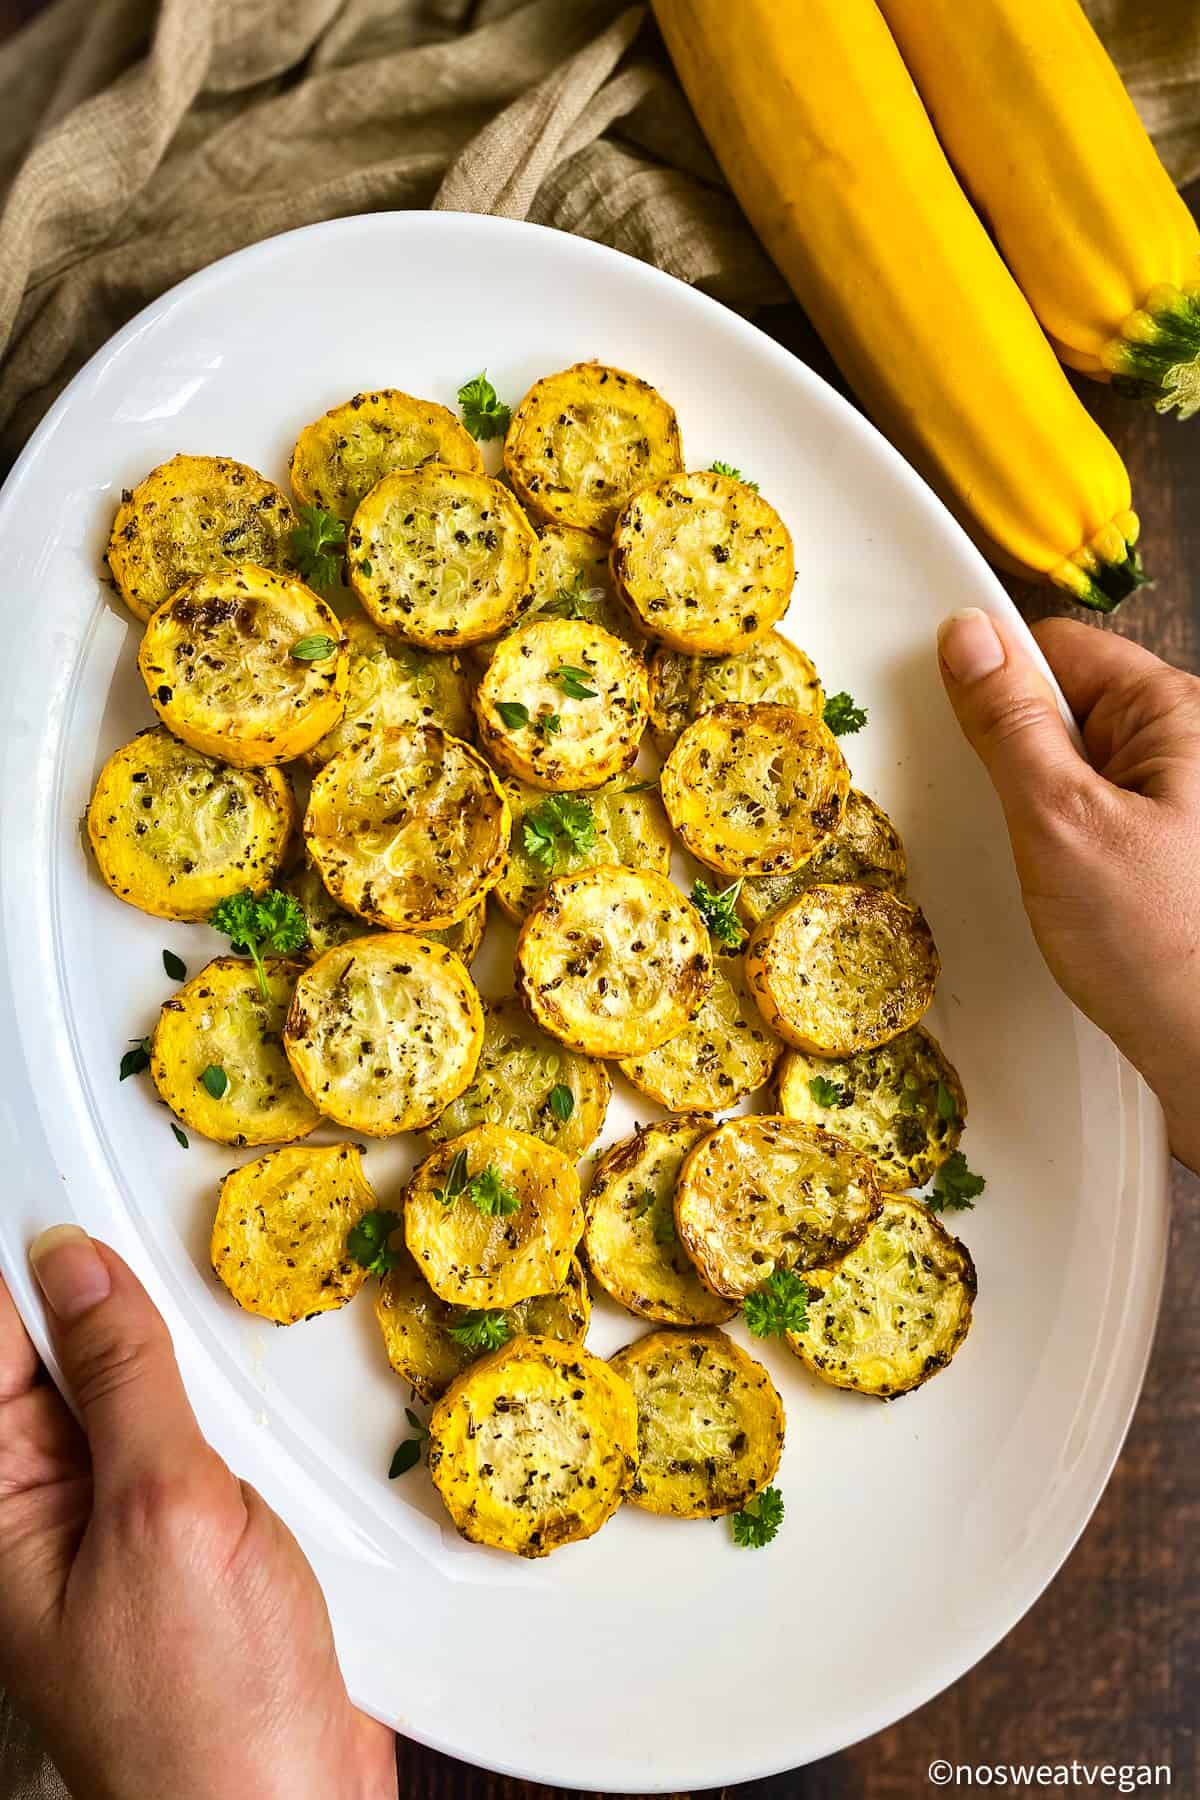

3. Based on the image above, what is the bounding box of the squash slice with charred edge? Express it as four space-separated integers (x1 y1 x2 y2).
279 860 485 964
303 613 472 768
503 362 683 537
211 1142 377 1326
107 453 298 624
404 1124 583 1309
647 631 823 752
661 702 849 877
611 470 794 655
494 777 671 923
776 1024 965 1192
610 1327 784 1517
618 955 782 1113
86 726 295 922
474 617 649 791
304 725 509 930
736 790 907 927
516 865 712 1059
138 565 348 767
424 997 609 1158
745 883 940 1055
348 464 538 649
289 388 483 522
150 956 318 1147
375 1246 590 1401
788 1196 977 1398
469 522 643 673
283 933 483 1135
584 1118 737 1327
675 1115 882 1299
428 1336 639 1557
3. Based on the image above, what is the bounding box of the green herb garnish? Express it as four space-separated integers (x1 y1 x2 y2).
743 1269 810 1339
690 877 745 948
936 1079 957 1123
496 700 530 730
823 691 869 737
548 1084 575 1122
388 1440 422 1479
290 633 338 662
457 372 511 441
926 1151 986 1214
541 571 602 621
808 1074 849 1108
291 503 346 593
436 1150 520 1217
552 665 598 700
730 1485 784 1548
209 888 308 1000
709 461 759 491
200 1064 228 1100
347 1209 405 1275
522 795 596 870
534 711 562 740
171 1122 189 1150
162 948 187 982
119 1037 152 1081
447 1309 511 1352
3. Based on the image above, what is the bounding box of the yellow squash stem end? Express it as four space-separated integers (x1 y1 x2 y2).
1102 284 1200 418
1051 511 1145 615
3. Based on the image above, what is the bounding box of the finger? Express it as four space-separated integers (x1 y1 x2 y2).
0 1388 89 1497
937 608 1095 823
0 1272 41 1403
1034 616 1200 795
1031 617 1166 728
28 1227 208 1501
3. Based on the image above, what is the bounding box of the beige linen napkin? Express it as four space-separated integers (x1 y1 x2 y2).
0 0 1195 1791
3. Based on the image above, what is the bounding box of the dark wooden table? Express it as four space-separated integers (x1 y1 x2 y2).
0 4 1196 1793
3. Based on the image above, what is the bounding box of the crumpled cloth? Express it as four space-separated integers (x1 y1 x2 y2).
0 0 1195 1788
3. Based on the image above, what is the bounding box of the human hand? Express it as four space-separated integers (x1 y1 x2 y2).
938 608 1200 1173
0 1228 398 1800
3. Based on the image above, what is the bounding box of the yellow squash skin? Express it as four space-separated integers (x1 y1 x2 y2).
877 0 1200 418
652 0 1144 611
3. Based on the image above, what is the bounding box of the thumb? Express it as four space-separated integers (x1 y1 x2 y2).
937 607 1093 823
29 1226 207 1501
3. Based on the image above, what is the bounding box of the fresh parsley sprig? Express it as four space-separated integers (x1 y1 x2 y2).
709 461 759 491
209 889 308 999
447 1309 510 1352
730 1485 784 1548
522 795 596 871
348 1210 405 1276
291 503 346 593
823 691 869 737
457 372 511 441
925 1151 986 1214
743 1269 810 1339
808 1074 850 1109
690 877 745 949
435 1148 520 1217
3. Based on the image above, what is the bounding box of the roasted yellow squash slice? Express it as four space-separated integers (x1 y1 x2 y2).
610 1327 784 1517
87 727 294 922
210 1142 376 1326
107 454 298 624
647 631 822 752
736 790 907 927
610 470 794 655
469 523 643 672
660 702 849 876
347 464 538 649
675 1116 882 1299
289 388 483 521
584 1118 737 1326
138 565 348 767
303 613 472 768
788 1196 976 1398
428 1336 638 1556
283 933 483 1135
280 859 484 964
745 883 940 1055
150 956 318 1147
516 865 712 1058
618 954 782 1112
474 618 649 790
303 725 509 930
375 1245 590 1401
776 1025 966 1192
424 998 610 1158
493 777 672 923
404 1124 583 1308
503 362 683 536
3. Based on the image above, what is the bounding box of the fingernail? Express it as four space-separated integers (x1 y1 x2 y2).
29 1225 111 1322
938 608 1006 684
